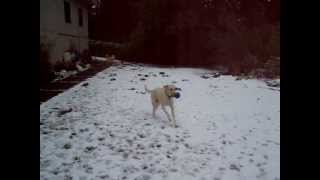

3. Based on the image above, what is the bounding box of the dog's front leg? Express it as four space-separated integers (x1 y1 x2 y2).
161 105 172 122
152 107 156 118
152 103 159 118
169 104 176 128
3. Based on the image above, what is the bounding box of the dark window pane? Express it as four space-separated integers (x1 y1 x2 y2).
78 8 83 27
64 1 71 23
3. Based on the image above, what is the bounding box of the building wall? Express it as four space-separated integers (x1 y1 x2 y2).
40 0 89 65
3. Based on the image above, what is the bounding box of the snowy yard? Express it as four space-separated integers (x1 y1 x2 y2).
40 62 280 180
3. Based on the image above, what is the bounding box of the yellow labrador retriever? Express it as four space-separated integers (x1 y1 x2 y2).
144 84 180 128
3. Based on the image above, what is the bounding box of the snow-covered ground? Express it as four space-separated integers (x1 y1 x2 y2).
40 62 280 180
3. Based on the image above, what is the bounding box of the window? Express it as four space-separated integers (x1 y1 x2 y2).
78 8 83 27
64 1 71 23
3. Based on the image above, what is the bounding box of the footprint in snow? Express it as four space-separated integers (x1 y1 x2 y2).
82 82 89 87
63 143 72 149
57 108 73 116
229 164 240 171
83 164 93 174
237 156 243 160
98 174 110 179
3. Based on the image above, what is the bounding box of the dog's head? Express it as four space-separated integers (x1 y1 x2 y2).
164 85 181 98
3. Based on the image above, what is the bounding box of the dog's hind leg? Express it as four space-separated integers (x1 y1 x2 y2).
161 105 172 122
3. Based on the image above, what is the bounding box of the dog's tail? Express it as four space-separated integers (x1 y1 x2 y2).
144 85 152 93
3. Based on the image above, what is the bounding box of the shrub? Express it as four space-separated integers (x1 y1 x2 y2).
266 24 280 57
40 42 55 86
80 49 92 64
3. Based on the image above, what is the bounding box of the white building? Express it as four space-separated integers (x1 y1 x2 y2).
40 0 89 65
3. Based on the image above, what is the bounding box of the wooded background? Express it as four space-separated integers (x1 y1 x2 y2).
89 0 280 72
